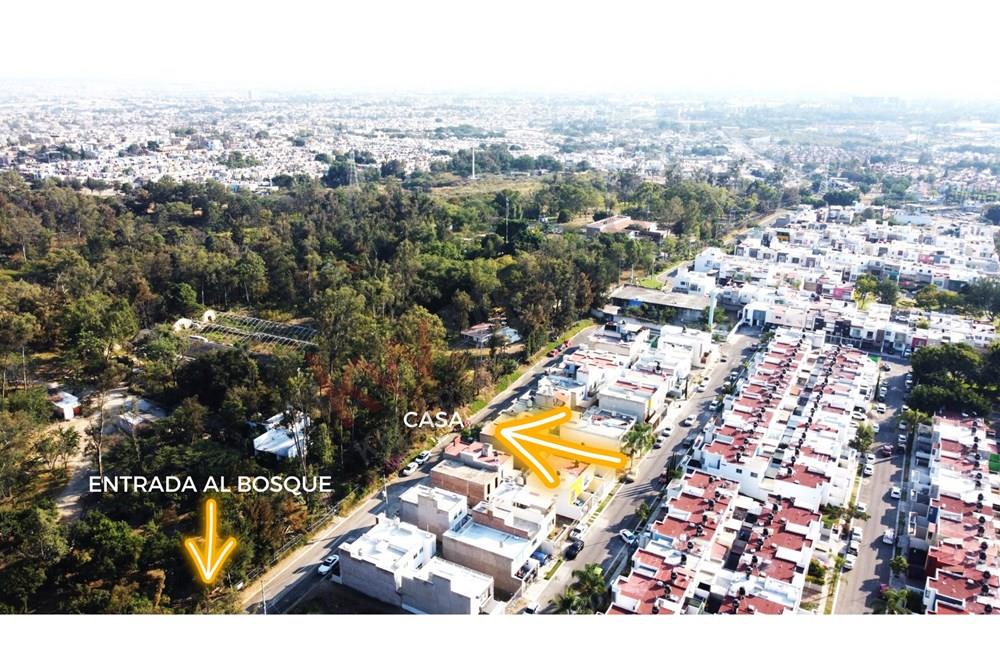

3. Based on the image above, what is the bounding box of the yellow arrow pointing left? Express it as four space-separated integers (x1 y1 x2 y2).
185 498 238 585
495 407 629 489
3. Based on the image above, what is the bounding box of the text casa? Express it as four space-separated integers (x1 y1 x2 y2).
404 410 465 429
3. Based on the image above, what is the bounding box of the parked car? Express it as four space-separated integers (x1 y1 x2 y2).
876 403 886 413
401 462 419 476
317 554 339 576
661 425 674 437
881 362 891 371
855 501 868 515
851 526 864 542
709 399 721 411
879 445 893 456
564 539 584 560
890 485 902 500
619 529 638 545
569 526 584 541
682 415 696 427
872 423 880 433
863 463 874 476
414 450 431 466
843 554 857 570
848 539 861 556
883 529 896 545
865 453 876 464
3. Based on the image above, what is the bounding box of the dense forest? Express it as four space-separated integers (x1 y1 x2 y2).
0 167 759 613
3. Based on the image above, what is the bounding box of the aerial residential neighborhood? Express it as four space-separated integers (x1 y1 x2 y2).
3 3 1000 666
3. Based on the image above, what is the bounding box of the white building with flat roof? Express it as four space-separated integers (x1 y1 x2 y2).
442 515 537 597
400 484 468 539
340 517 497 614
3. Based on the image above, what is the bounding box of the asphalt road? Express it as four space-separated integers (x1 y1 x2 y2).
242 324 600 613
535 329 760 610
834 358 909 614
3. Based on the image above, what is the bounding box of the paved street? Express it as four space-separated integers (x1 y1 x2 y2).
241 324 599 613
533 328 760 611
834 357 910 614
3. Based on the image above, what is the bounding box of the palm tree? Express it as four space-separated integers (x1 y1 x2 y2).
890 555 909 577
571 563 609 613
900 408 931 438
635 500 652 525
623 422 655 468
554 590 583 614
874 587 911 615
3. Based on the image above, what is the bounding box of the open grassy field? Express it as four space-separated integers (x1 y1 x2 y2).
432 174 544 203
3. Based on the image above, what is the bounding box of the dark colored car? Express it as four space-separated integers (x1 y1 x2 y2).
565 539 584 559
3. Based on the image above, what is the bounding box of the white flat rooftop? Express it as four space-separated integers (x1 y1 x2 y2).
343 520 433 572
411 557 493 598
445 517 533 561
400 484 467 512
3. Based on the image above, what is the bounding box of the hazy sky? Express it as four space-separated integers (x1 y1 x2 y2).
4 0 999 99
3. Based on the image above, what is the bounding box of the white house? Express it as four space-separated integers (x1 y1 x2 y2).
253 412 309 459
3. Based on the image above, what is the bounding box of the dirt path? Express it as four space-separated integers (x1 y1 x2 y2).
52 387 128 521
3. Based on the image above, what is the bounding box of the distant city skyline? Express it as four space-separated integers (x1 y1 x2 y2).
3 0 999 100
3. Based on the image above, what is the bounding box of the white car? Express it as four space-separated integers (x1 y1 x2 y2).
855 501 868 515
661 425 674 437
872 423 880 433
401 462 419 476
883 529 896 545
619 529 638 545
414 450 431 466
847 539 861 556
851 526 864 542
682 415 696 427
317 554 339 576
865 453 875 464
890 485 902 500
876 403 886 414
709 399 721 411
843 554 857 570
863 464 874 476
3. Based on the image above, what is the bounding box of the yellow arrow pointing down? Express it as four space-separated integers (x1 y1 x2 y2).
495 407 628 489
185 498 237 585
